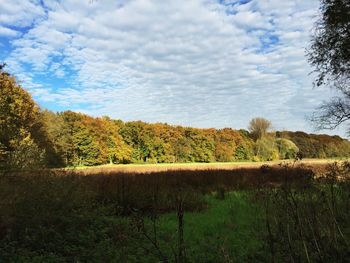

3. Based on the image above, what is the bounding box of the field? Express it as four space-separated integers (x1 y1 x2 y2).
0 161 349 262
66 158 339 175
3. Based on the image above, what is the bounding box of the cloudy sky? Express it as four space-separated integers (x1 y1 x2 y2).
0 0 345 135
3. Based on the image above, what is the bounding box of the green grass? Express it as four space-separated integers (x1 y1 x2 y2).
0 188 264 262
155 192 265 262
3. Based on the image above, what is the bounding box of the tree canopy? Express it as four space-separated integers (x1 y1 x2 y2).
0 65 48 169
308 0 350 133
1 68 350 170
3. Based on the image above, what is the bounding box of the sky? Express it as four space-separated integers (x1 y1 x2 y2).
0 0 347 136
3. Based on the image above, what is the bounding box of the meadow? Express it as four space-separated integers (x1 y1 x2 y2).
1 161 349 262
64 158 337 174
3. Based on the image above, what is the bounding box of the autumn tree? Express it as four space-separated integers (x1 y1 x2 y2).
2 63 348 168
308 0 350 134
253 137 279 161
214 129 244 162
119 121 150 162
275 138 299 159
40 110 69 166
99 117 132 164
0 65 47 169
233 130 254 160
72 123 101 166
59 111 84 165
248 117 272 141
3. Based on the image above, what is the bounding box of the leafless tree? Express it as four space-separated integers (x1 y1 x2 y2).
307 0 350 135
248 117 272 141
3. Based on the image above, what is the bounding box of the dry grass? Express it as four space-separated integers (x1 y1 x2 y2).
66 159 341 176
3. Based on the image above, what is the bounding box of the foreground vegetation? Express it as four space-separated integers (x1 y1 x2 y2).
1 162 349 262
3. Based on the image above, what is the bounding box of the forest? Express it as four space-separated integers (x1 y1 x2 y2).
1 66 350 171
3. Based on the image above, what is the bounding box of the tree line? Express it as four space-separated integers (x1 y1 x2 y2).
1 67 350 170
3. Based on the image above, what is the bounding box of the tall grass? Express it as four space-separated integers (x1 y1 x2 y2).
257 162 350 262
0 163 348 262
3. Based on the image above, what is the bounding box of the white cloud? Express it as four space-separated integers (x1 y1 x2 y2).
3 0 344 135
0 25 20 37
0 0 45 27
